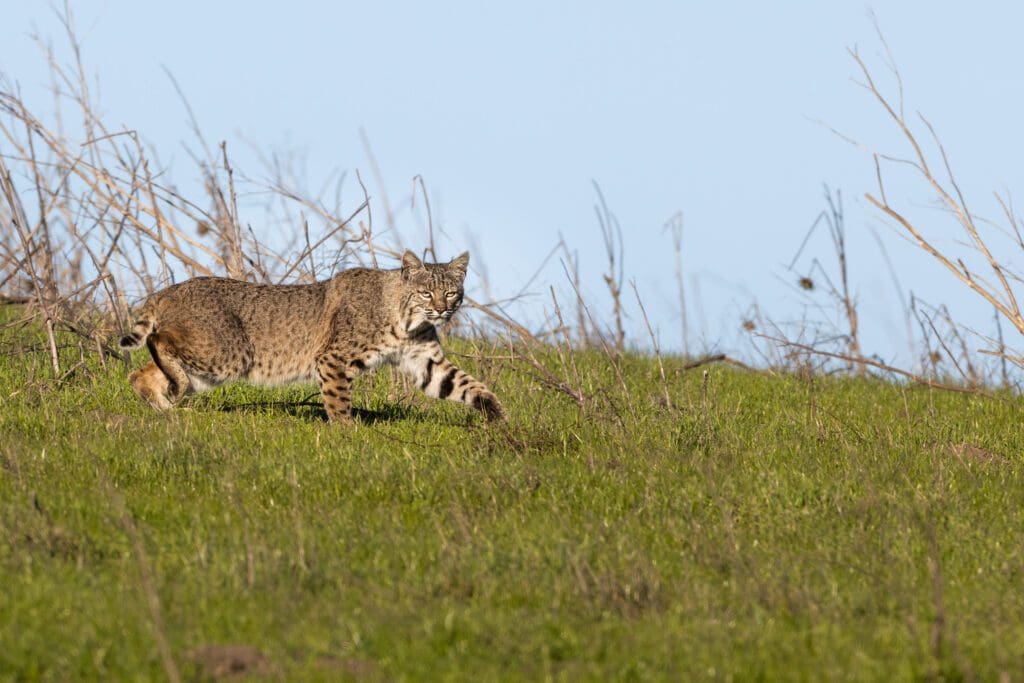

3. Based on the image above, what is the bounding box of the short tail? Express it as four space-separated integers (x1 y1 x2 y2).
119 316 156 351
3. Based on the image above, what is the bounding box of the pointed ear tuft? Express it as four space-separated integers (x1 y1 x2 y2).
449 251 469 278
401 250 424 276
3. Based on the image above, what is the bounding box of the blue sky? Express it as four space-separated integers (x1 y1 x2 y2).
3 2 1023 363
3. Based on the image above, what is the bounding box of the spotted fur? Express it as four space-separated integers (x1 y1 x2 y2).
119 251 504 423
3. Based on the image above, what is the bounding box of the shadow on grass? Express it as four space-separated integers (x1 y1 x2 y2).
215 398 417 424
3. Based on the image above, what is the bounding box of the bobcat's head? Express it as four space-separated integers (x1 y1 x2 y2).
400 250 469 333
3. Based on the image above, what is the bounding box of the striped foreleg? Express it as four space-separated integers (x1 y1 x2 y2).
402 344 504 420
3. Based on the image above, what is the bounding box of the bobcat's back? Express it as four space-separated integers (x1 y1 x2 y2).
122 277 328 347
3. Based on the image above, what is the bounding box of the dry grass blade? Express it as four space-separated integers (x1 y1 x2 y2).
630 280 672 409
592 181 626 353
87 451 182 683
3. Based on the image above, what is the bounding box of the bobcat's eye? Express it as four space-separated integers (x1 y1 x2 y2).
445 291 459 299
418 291 431 300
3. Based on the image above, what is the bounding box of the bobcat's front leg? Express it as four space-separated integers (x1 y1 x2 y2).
402 342 504 421
316 355 354 424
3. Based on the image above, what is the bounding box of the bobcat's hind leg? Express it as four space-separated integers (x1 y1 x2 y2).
129 361 174 411
145 328 192 406
316 354 355 424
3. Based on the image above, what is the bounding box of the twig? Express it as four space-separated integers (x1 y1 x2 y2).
761 334 993 397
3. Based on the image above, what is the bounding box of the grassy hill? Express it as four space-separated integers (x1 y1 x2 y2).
2 313 1023 681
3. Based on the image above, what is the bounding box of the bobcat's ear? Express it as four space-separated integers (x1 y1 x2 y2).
401 250 424 278
449 251 469 279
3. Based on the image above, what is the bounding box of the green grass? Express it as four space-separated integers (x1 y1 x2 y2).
2 315 1024 681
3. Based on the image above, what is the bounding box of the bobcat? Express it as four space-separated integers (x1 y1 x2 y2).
118 250 504 423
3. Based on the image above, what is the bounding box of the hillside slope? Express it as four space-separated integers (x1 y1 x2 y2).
2 319 1023 680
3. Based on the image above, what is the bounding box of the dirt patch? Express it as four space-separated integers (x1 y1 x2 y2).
946 443 1009 466
315 655 378 677
185 644 273 679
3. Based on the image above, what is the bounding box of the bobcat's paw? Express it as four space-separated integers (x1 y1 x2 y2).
473 392 506 422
